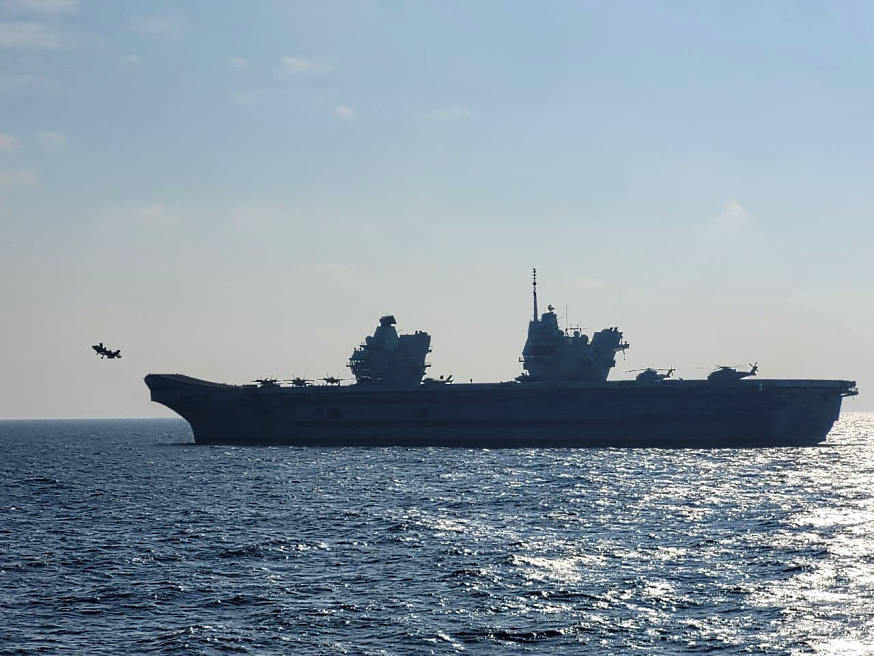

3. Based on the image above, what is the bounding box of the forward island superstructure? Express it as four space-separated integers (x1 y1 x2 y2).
145 272 857 447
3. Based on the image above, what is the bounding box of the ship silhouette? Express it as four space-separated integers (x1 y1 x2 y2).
145 271 857 447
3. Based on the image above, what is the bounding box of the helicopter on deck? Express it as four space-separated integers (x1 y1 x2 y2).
289 377 313 387
629 367 674 383
707 363 758 383
92 342 121 359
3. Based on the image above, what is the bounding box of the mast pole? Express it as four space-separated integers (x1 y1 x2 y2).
532 267 538 321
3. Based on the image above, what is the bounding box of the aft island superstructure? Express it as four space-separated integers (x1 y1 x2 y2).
145 272 857 447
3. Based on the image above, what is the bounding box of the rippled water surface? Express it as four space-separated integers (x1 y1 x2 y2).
2 414 874 654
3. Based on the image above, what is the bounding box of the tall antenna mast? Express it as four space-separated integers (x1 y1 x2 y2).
532 267 538 321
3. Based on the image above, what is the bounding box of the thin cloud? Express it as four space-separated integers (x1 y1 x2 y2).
277 56 332 75
228 57 249 70
0 133 17 149
232 89 266 107
0 20 66 48
422 105 472 121
333 105 357 121
35 130 64 146
655 199 779 285
0 73 58 93
132 17 177 34
1 0 78 15
0 170 36 187
708 199 755 235
119 54 139 66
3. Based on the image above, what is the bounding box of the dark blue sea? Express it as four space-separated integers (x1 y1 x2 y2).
2 415 873 655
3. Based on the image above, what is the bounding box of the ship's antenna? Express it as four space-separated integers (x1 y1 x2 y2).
532 267 538 321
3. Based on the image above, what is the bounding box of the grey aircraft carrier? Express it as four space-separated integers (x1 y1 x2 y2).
145 272 857 447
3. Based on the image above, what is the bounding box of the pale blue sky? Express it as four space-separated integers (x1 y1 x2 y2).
1 0 872 417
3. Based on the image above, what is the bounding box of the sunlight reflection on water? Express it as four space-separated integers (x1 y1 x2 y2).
0 413 873 653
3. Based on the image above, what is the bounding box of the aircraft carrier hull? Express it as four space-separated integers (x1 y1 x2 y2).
145 374 857 448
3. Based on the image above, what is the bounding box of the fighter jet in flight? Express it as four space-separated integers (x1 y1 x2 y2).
92 342 122 359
